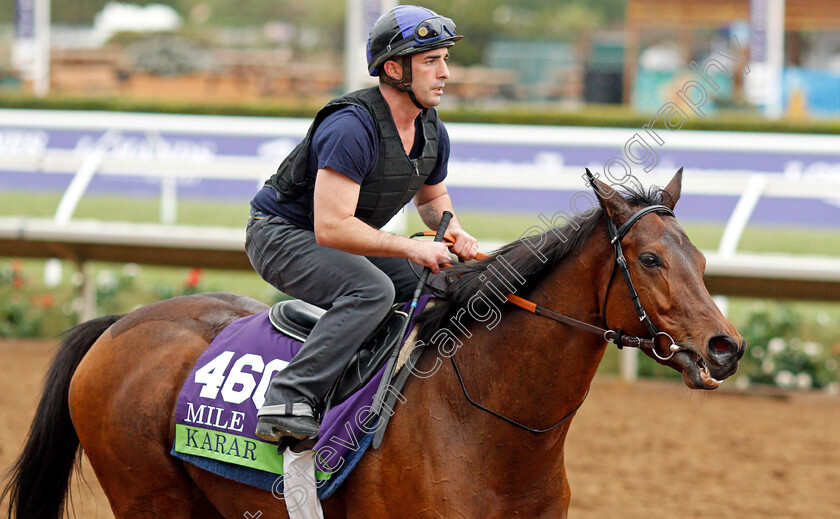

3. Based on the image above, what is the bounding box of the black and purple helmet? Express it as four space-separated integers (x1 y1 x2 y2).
366 5 463 77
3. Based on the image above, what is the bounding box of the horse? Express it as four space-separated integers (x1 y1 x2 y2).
2 170 745 518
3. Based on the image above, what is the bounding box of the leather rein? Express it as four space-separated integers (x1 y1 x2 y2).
426 204 680 434
510 204 681 362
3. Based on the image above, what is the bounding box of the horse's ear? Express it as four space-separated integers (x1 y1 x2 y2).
585 168 633 224
661 167 683 210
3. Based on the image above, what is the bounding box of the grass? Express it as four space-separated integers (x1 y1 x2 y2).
4 191 840 255
406 211 840 256
1 190 838 380
0 191 251 227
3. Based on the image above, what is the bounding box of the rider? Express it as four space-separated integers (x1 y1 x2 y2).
246 4 478 442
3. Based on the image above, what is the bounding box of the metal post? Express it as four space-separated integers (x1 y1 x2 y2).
160 175 178 225
54 130 121 224
32 0 50 97
620 347 638 383
713 174 767 318
764 0 785 119
748 0 785 118
380 0 398 15
344 0 365 93
345 0 394 93
79 261 97 322
45 130 120 287
717 174 768 257
148 131 179 225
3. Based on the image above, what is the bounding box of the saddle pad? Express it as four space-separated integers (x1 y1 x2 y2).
171 295 433 499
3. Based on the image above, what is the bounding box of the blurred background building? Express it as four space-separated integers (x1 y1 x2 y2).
1 0 838 118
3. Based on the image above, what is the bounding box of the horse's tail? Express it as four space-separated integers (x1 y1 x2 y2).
1 314 122 519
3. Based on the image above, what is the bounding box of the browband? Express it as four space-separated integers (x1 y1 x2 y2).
611 205 675 244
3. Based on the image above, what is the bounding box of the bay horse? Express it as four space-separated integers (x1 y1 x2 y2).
2 170 744 518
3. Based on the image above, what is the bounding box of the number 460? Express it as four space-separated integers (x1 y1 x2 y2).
193 351 289 409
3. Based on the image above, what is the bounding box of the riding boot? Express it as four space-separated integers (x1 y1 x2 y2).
256 402 320 441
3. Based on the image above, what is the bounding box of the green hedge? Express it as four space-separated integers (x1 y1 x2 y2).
3 93 840 134
0 94 324 119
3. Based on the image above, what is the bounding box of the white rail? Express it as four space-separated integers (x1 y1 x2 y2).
2 108 840 329
2 216 838 292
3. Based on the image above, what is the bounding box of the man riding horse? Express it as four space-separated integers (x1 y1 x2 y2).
246 5 478 443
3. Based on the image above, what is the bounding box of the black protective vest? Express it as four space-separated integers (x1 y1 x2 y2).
265 87 439 229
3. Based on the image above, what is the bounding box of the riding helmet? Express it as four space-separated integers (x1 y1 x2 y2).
366 5 463 77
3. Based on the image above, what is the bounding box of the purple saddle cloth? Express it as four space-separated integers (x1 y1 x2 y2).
171 296 431 498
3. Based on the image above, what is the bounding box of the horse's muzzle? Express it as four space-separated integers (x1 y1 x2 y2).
706 334 744 379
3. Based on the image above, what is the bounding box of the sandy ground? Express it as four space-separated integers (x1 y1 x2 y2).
1 338 838 518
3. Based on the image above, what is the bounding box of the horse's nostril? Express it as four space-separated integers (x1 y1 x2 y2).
708 335 739 359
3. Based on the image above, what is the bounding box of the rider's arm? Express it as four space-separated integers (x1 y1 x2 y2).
414 182 478 261
313 167 450 272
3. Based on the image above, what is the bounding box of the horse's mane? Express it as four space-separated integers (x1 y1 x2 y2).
415 183 669 345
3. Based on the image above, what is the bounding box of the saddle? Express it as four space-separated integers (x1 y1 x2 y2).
268 300 409 408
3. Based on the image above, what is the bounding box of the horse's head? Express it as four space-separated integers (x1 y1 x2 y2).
591 169 745 389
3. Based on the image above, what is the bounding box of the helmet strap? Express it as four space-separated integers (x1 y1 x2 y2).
381 55 426 110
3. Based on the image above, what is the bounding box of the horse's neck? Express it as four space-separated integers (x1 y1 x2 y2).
440 229 611 476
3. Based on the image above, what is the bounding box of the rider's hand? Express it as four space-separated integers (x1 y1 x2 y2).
409 240 450 274
447 228 479 261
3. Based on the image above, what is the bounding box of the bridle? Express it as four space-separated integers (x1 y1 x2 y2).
502 204 682 361
602 204 680 361
440 203 683 434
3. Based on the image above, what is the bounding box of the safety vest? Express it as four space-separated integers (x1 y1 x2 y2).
265 87 439 229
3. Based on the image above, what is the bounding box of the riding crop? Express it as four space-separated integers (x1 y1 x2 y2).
369 210 452 445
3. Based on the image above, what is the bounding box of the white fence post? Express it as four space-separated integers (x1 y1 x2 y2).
45 130 122 288
79 261 97 322
718 174 768 258
160 175 178 225
620 348 639 383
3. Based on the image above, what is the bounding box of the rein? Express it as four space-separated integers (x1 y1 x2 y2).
422 204 680 434
502 205 680 362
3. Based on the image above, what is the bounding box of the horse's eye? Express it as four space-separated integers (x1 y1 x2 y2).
640 253 661 267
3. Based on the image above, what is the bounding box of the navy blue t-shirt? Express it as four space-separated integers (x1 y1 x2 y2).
252 105 450 230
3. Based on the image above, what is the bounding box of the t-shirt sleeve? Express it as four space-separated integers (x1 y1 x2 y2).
310 106 377 184
425 120 450 185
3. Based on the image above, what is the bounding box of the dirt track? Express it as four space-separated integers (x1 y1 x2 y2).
2 338 839 518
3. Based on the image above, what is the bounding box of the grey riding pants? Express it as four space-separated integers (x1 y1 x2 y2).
245 211 424 414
